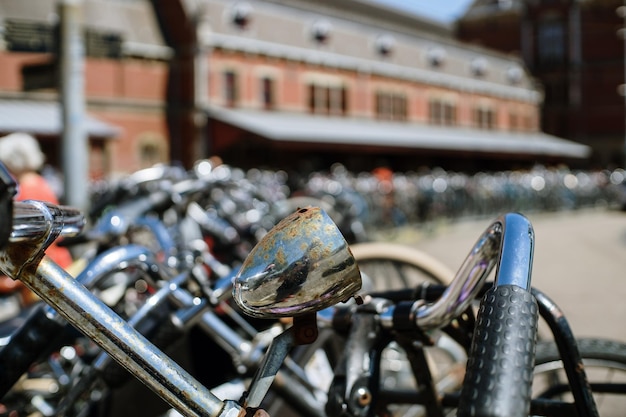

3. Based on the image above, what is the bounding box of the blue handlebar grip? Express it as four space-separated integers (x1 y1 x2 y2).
458 285 538 417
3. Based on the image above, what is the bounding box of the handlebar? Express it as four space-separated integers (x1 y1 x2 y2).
11 200 84 242
379 213 534 331
456 213 538 417
335 213 538 417
0 200 241 417
1 201 84 279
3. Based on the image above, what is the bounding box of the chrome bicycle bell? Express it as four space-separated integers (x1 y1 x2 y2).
233 206 361 318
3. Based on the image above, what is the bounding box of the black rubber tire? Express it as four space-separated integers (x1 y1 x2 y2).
533 337 626 417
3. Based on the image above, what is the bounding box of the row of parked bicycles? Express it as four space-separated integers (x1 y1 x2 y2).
0 159 624 417
297 164 626 230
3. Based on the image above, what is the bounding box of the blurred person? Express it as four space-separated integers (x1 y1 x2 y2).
0 132 73 309
372 165 396 225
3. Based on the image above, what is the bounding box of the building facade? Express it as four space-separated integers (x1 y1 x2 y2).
0 0 590 182
0 0 171 180
177 0 590 173
456 0 624 169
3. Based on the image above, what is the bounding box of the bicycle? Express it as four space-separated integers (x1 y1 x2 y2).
319 212 610 417
2 159 622 417
0 161 456 417
0 166 363 417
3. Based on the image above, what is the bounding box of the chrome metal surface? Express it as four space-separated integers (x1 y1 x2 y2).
244 328 295 408
233 206 361 318
380 212 535 331
1 201 84 279
494 212 534 289
76 244 169 289
10 200 84 242
22 256 226 417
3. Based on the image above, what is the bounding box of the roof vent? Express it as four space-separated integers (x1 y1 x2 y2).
375 34 395 56
470 57 488 76
311 20 332 44
427 47 446 67
231 2 252 28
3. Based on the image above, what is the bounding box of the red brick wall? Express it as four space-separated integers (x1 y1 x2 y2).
456 0 626 166
91 108 168 177
0 51 55 91
207 49 538 132
0 51 170 178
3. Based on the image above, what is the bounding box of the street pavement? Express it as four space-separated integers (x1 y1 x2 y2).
386 207 626 343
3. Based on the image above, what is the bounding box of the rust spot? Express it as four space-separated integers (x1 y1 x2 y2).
275 247 286 265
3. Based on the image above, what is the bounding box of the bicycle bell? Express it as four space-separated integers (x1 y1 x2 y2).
233 206 362 318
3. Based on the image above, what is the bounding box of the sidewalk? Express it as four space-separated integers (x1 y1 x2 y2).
379 207 626 342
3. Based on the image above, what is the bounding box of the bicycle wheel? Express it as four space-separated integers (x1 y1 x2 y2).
349 242 455 290
533 337 626 416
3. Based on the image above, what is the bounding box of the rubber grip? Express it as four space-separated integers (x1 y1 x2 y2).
0 304 66 397
457 285 538 417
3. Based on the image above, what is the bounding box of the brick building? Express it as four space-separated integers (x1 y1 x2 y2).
456 0 625 168
0 0 171 180
163 0 589 173
0 0 590 181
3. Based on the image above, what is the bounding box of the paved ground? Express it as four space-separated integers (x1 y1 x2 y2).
379 207 626 343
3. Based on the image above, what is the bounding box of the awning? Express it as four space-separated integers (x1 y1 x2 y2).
0 100 121 139
207 106 591 159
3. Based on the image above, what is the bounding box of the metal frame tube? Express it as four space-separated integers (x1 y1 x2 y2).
22 256 227 417
415 213 533 329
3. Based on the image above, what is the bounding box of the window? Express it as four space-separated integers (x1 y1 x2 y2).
429 99 457 126
307 83 348 115
543 80 568 105
523 114 535 131
224 70 238 107
473 107 496 129
375 91 407 121
311 20 332 44
261 77 275 110
470 57 488 77
537 20 565 66
375 34 395 57
138 133 168 169
427 47 446 68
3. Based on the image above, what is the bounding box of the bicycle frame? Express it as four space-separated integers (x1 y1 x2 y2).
0 199 361 417
1 202 240 417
